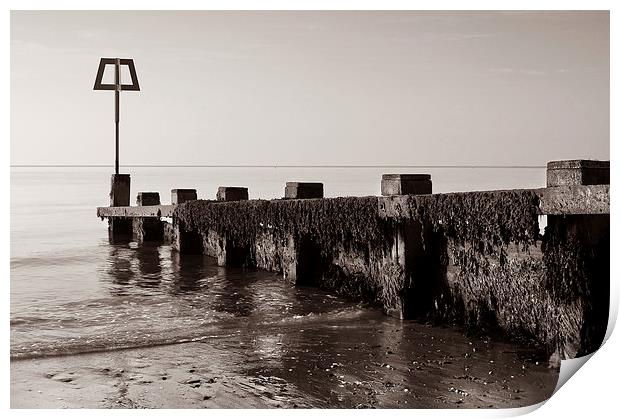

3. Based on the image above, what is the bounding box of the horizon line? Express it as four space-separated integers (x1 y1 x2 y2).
10 164 547 169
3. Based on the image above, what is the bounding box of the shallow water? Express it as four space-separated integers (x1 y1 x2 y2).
10 167 558 408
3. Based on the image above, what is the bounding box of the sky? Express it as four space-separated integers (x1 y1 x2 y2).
10 11 609 166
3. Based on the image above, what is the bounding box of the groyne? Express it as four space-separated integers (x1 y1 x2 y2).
97 160 610 361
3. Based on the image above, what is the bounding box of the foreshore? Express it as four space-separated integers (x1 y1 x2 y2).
11 322 558 409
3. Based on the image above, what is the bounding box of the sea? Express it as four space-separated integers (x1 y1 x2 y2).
10 166 559 408
10 166 547 360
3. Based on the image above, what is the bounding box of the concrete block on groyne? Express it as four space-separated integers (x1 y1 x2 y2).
216 187 249 202
547 160 609 187
171 189 197 205
136 192 161 206
284 182 324 199
381 174 432 196
110 174 131 207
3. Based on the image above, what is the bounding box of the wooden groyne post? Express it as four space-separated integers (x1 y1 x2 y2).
170 189 200 253
133 192 164 242
107 174 132 239
380 174 432 318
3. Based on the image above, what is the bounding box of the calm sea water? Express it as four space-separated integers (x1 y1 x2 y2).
11 168 544 348
10 166 546 360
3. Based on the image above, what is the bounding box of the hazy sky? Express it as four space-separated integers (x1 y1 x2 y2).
11 11 609 166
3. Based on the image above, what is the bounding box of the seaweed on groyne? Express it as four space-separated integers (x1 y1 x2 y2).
173 190 607 357
174 196 394 254
388 190 606 357
389 189 541 253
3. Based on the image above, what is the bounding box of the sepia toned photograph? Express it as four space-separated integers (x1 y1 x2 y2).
9 8 610 410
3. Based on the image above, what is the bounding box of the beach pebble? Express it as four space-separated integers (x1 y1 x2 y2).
129 360 151 369
51 373 74 383
185 378 202 385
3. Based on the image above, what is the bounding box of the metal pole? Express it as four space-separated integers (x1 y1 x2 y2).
114 58 121 175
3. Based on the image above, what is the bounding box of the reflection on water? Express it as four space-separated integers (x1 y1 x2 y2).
104 240 217 296
106 247 134 290
136 244 162 289
11 232 559 407
10 167 557 407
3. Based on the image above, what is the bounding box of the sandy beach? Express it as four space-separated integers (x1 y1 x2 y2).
11 322 559 409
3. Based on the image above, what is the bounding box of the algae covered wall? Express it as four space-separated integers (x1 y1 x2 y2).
541 214 609 357
173 191 609 359
381 190 609 359
438 228 607 360
173 197 407 314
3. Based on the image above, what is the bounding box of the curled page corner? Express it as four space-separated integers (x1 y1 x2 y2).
552 354 594 395
500 401 547 417
521 317 616 415
499 354 596 417
545 287 619 400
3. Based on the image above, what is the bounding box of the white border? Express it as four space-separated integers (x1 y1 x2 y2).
4 1 617 418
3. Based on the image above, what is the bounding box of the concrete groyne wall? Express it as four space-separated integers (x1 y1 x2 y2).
174 197 398 307
171 188 608 360
97 160 610 362
379 188 609 360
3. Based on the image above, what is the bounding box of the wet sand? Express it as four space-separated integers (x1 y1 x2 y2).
11 246 560 409
11 320 559 409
